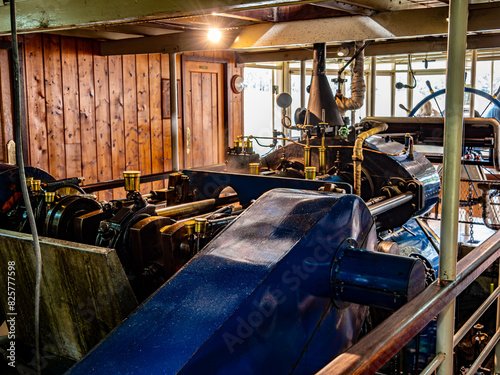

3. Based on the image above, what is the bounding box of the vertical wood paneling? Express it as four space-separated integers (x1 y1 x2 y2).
136 54 151 194
77 39 97 184
0 49 13 162
211 75 218 162
108 55 126 199
24 34 48 170
229 65 244 151
61 37 82 179
94 55 112 201
43 34 66 180
6 38 243 199
149 53 163 190
201 73 213 163
160 54 171 172
183 73 192 168
123 55 139 172
191 72 203 168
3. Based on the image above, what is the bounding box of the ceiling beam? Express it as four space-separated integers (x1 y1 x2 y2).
0 0 335 35
312 1 375 16
236 33 500 62
48 29 145 41
100 29 241 55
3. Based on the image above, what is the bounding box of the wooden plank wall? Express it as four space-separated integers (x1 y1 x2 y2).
0 35 243 200
183 50 244 152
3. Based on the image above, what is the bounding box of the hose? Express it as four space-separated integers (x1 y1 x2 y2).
352 121 388 196
10 1 42 372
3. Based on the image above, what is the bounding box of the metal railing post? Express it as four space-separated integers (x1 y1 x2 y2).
437 0 469 373
370 56 376 116
496 259 500 374
300 60 306 109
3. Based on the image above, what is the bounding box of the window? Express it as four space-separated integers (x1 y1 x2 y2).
243 67 275 155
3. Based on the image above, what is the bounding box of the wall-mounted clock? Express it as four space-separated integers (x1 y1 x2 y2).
230 74 245 94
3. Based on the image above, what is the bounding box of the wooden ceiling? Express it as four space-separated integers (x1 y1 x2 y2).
2 0 500 57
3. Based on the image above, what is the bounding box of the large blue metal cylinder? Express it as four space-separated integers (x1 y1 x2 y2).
331 248 426 310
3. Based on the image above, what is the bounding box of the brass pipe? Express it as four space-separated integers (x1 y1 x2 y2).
304 130 311 168
319 127 326 175
352 121 388 196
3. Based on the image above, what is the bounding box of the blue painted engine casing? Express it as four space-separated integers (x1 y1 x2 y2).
68 189 377 375
0 163 55 207
363 136 441 216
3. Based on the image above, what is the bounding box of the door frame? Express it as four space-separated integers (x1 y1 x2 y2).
181 54 230 168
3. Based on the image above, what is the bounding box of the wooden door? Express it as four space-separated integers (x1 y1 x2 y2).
183 60 224 168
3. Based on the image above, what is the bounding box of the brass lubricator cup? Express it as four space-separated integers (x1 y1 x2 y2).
26 177 33 188
32 180 41 192
44 191 55 204
185 220 195 236
233 140 241 154
194 218 207 234
305 166 316 180
249 163 260 175
245 140 253 154
123 171 141 192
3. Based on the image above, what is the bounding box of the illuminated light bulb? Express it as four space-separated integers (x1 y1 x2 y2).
337 46 350 57
208 29 222 43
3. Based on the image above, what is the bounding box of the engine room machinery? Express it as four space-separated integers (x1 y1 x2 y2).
2 42 500 374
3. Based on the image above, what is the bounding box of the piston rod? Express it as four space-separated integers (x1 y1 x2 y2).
368 192 414 216
155 195 238 218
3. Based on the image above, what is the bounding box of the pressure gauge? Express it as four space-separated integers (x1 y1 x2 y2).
230 74 245 94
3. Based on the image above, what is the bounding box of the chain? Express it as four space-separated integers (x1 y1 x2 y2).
468 181 476 243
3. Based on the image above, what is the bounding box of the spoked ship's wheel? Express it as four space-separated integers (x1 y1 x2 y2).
408 87 500 117
410 87 500 230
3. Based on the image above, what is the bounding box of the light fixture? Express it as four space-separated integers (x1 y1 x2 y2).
337 45 350 57
208 28 222 43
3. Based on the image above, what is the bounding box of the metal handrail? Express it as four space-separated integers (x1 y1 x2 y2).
420 353 446 375
316 229 500 375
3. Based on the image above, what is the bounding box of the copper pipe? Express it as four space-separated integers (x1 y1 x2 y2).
352 121 388 196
